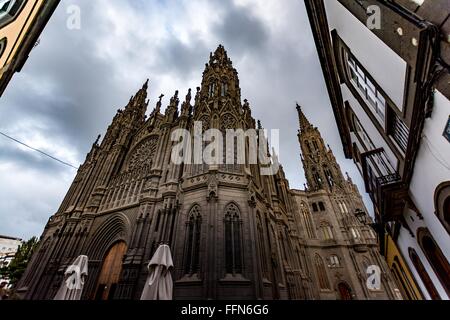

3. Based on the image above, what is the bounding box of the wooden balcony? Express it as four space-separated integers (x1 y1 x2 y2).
361 149 408 222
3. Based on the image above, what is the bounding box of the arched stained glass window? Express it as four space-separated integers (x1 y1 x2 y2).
315 254 331 290
224 203 243 274
184 205 202 275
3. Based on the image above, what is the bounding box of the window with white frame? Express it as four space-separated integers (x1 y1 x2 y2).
352 114 376 151
346 53 386 127
0 0 25 28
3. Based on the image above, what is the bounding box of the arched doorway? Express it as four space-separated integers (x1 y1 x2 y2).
434 182 450 235
337 282 353 300
94 241 127 300
417 228 450 296
408 248 441 300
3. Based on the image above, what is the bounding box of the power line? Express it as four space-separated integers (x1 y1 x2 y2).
0 131 78 170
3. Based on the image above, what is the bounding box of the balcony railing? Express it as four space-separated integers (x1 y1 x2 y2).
361 148 408 222
390 114 409 153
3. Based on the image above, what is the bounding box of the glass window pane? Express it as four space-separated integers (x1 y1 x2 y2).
348 56 355 66
366 78 376 93
356 65 365 77
367 89 377 108
377 93 386 107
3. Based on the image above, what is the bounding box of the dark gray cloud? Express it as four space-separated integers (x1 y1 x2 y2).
155 37 209 80
0 0 372 240
0 1 126 154
0 142 68 173
213 3 269 56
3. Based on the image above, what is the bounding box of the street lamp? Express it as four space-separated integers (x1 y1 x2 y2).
355 209 380 232
354 209 387 254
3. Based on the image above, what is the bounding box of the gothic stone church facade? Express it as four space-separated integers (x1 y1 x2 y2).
17 46 401 300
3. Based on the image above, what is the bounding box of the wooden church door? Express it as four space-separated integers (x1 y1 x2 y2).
94 241 127 300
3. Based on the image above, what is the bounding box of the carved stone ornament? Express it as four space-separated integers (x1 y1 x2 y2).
128 136 158 171
207 173 218 200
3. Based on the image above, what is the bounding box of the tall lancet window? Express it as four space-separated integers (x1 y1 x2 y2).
320 222 334 240
312 168 322 189
221 82 228 96
184 205 202 275
315 254 331 290
305 141 312 153
256 212 269 279
324 166 334 188
224 203 243 274
301 201 315 239
312 139 319 151
220 114 239 173
208 82 216 97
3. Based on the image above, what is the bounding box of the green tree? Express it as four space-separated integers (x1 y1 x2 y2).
0 237 39 287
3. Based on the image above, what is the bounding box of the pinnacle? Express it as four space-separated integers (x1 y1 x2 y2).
215 44 226 53
209 44 231 66
296 103 312 132
143 78 149 90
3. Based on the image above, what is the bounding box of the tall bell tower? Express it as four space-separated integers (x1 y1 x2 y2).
296 104 346 193
193 45 255 130
293 104 401 300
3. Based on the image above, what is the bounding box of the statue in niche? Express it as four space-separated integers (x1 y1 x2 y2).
185 88 192 105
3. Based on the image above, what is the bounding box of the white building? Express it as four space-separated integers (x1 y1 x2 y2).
305 0 450 300
0 235 22 285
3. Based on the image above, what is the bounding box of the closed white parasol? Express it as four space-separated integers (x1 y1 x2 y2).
140 244 173 300
54 255 88 300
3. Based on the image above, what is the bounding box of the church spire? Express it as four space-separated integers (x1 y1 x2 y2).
296 103 312 133
194 45 242 122
209 44 233 68
296 104 345 192
125 79 149 114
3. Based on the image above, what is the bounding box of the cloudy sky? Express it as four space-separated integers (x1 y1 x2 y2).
0 0 371 240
